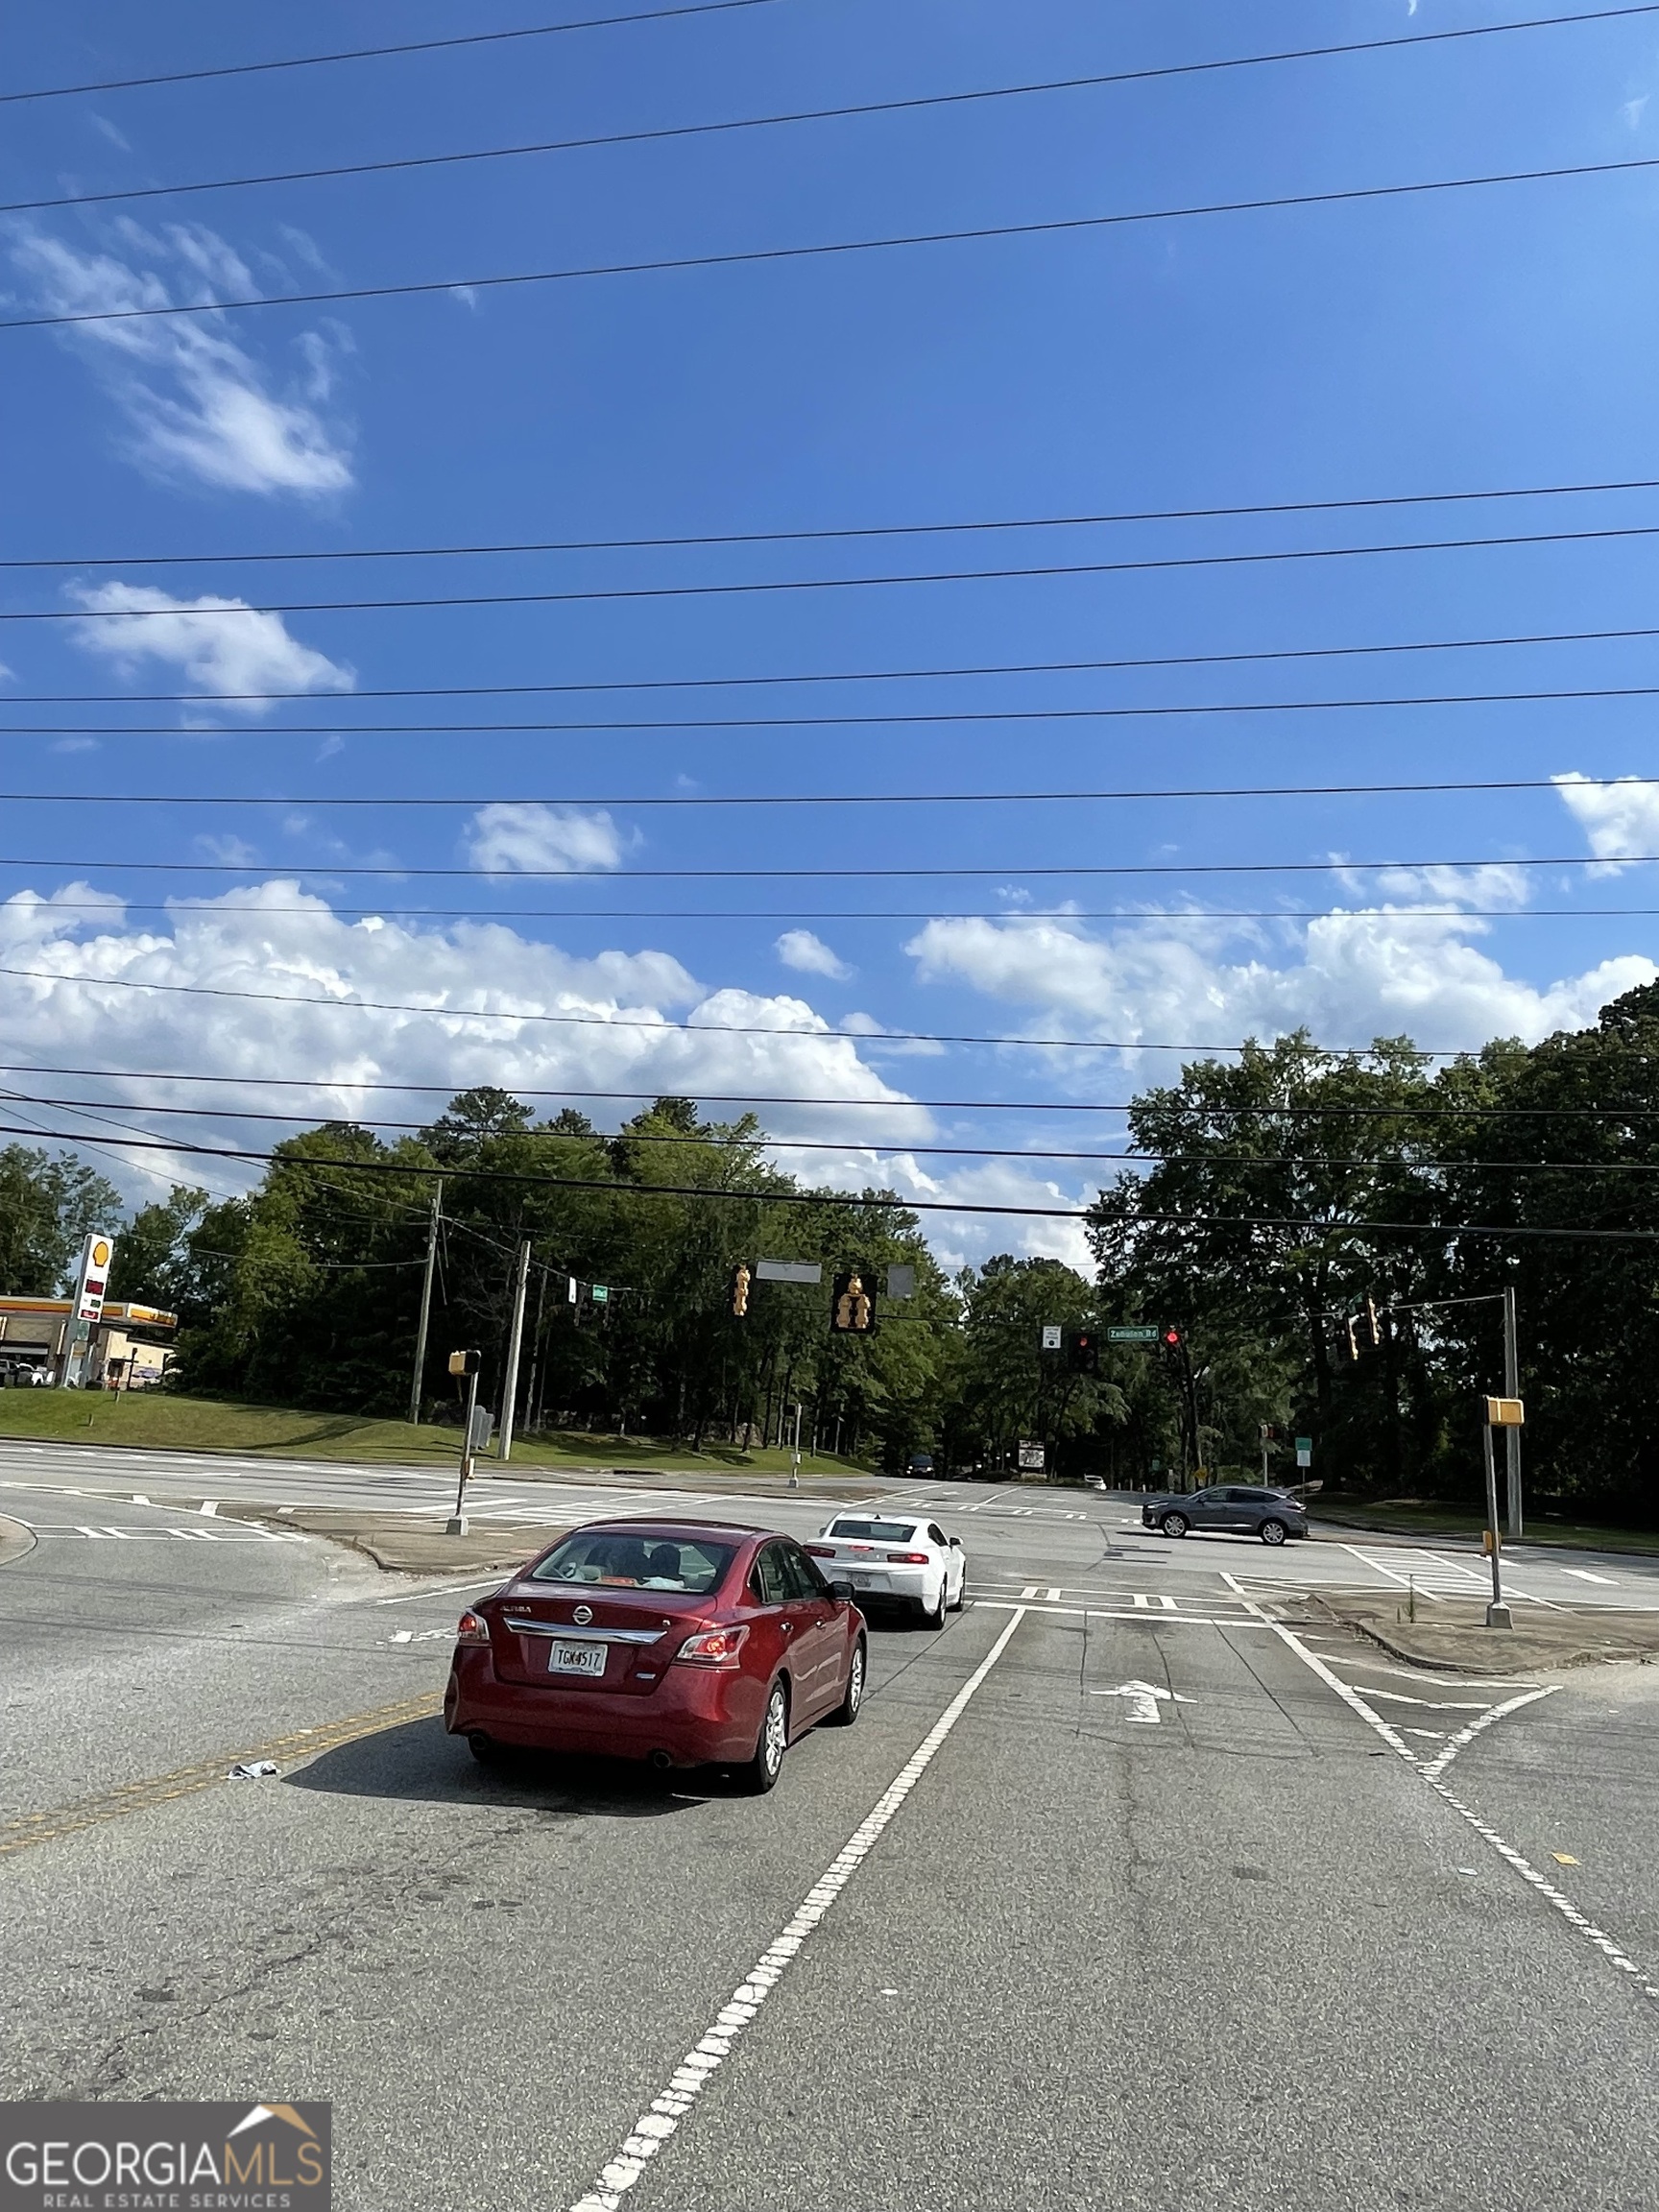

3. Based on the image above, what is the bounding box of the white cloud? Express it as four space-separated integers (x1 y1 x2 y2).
906 905 1655 1062
68 582 353 714
464 803 627 875
776 928 853 980
89 114 132 152
8 222 353 496
1624 94 1649 130
1553 772 1659 875
194 833 259 868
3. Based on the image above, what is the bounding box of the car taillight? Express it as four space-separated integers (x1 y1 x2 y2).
673 1624 750 1667
805 1543 836 1557
886 1551 930 1565
455 1609 491 1644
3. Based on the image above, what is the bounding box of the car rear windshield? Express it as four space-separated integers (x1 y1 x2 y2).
829 1519 918 1543
529 1531 735 1595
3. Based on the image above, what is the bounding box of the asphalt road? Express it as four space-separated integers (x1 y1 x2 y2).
2 1441 1656 2211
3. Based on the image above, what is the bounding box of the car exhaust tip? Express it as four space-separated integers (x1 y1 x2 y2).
648 1748 675 1772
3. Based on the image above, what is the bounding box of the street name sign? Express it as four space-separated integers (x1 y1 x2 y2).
1106 1325 1160 1344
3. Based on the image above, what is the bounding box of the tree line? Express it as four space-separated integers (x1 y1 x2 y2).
6 978 1659 1518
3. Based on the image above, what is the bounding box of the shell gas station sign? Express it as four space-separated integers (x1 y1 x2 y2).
74 1233 115 1326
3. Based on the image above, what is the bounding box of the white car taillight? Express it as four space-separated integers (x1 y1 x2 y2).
455 1609 491 1644
673 1624 750 1667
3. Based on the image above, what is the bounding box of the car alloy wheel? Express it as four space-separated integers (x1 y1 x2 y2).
828 1639 866 1726
743 1681 789 1793
1160 1511 1190 1539
1259 1518 1287 1546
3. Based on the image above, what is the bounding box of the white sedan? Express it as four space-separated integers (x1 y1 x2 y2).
806 1513 966 1626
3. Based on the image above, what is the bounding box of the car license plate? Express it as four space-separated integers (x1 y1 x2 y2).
548 1643 606 1676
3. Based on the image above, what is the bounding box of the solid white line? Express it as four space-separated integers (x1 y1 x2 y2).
1561 1568 1619 1586
198 1499 219 1517
1421 1688 1560 1780
1218 1571 1657 2008
566 1607 1030 2212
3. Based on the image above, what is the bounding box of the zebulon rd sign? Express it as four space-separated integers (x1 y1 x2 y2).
1 2102 330 2211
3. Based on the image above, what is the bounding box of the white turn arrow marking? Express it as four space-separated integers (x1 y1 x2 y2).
1090 1679 1195 1725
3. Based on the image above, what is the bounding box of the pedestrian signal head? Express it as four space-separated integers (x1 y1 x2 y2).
730 1262 751 1319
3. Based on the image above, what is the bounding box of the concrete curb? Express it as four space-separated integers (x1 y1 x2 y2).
1308 1592 1659 1675
0 1513 38 1568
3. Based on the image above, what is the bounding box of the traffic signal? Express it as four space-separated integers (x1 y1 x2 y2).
1366 1295 1382 1347
830 1270 878 1334
446 1349 481 1378
1345 1315 1360 1362
1064 1327 1100 1374
730 1261 751 1319
1161 1326 1183 1352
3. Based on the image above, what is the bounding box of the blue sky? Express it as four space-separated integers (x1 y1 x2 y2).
4 0 1659 1265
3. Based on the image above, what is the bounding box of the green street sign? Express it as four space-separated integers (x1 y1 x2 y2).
1106 1325 1160 1344
590 1284 610 1305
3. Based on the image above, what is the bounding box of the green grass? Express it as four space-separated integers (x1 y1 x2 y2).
1311 1494 1659 1557
0 1388 878 1481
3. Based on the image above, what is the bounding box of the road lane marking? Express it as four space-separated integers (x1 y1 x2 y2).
567 1607 1030 2212
1562 1568 1619 1585
1089 1680 1194 1724
974 1599 1272 1628
1421 1687 1561 1781
0 1693 443 1862
1218 1572 1656 2007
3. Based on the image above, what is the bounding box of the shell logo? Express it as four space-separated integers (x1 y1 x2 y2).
92 1239 111 1268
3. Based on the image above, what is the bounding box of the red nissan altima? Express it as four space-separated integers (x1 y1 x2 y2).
444 1518 868 1792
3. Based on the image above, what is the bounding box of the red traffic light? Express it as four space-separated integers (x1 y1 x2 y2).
1162 1326 1182 1347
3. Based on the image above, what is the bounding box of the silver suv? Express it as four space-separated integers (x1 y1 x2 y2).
1142 1484 1308 1547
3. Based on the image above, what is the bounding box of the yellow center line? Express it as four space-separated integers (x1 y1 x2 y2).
0 1692 445 1861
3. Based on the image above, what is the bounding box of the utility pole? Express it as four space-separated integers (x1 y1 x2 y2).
789 1400 802 1488
408 1181 443 1426
496 1238 532 1462
1503 1283 1522 1539
521 1262 548 1441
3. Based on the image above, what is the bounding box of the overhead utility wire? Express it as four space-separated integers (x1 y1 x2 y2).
11 147 1659 335
20 520 1659 621
25 681 1659 736
10 899 1650 925
16 472 1659 570
0 854 1640 881
6 1123 1653 1239
10 9 1655 191
14 1087 1656 1175
0 0 783 104
4 1063 1649 1120
1 773 1652 810
0 956 1623 1059
11 623 1659 706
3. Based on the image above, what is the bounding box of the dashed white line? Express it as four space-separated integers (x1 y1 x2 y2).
566 1607 1029 2212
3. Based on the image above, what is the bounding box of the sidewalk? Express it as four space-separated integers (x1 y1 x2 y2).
221 1503 564 1575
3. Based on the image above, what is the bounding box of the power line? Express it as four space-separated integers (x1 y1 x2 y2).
14 148 1659 337
0 772 1651 810
12 1086 1658 1175
0 899 1650 924
21 519 1659 622
9 8 1653 192
0 954 1623 1058
0 1 783 105
23 679 1659 736
0 853 1636 880
7 1120 1656 1238
2 1061 1649 1120
12 473 1659 569
7 622 1658 706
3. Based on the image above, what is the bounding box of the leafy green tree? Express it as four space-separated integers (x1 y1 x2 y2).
0 1145 121 1295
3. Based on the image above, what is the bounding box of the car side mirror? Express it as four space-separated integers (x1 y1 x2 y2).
949 1537 962 1549
829 1578 856 1602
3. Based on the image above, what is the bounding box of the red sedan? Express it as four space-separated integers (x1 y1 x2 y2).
444 1518 868 1792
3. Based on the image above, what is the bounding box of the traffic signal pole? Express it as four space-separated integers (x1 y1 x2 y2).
1503 1284 1523 1539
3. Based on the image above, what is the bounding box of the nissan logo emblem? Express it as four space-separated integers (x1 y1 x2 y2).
573 1604 593 1624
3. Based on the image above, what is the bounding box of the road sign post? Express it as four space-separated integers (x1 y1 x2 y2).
1294 1435 1311 1470
446 1350 481 1534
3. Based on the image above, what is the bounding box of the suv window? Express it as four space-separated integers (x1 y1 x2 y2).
752 1544 792 1605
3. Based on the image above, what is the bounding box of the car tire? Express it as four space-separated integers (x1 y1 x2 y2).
826 1638 866 1726
948 1570 966 1613
467 1731 504 1767
1259 1518 1288 1547
740 1680 789 1794
1160 1511 1190 1539
923 1582 948 1628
